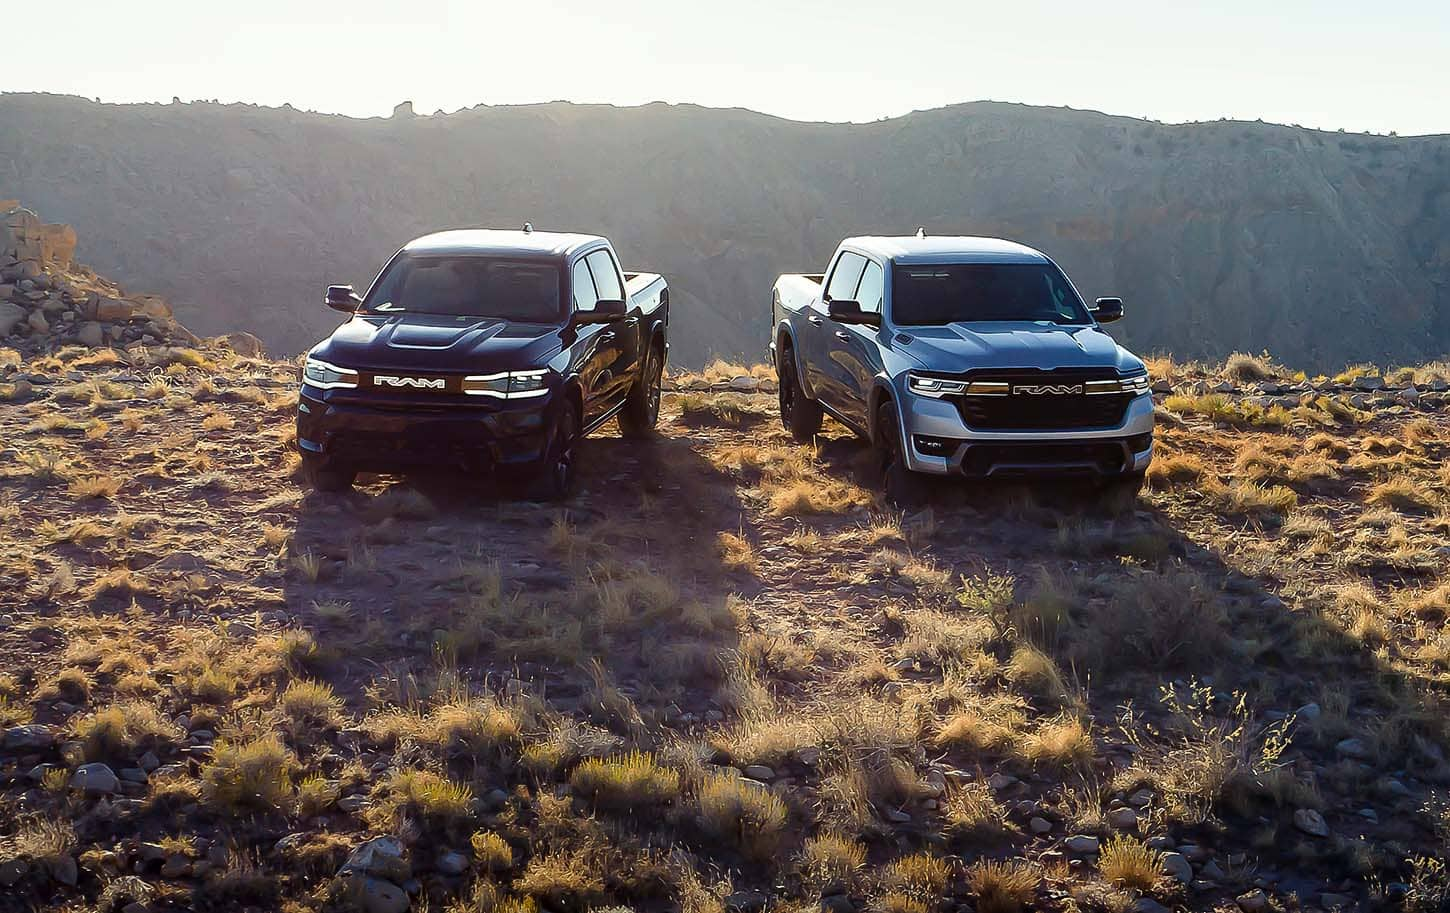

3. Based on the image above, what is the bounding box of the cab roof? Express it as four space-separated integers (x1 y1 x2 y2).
843 235 1049 265
402 229 605 259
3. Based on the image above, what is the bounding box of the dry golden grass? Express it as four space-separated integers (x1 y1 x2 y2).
1098 835 1163 891
696 773 789 858
966 859 1039 913
798 832 867 894
202 734 296 810
74 701 180 761
570 751 681 810
1224 351 1275 382
1368 477 1439 513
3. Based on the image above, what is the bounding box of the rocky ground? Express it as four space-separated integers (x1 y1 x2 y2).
3 225 1450 913
2 341 1450 913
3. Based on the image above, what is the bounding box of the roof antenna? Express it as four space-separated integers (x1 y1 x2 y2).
522 221 534 233
915 226 927 238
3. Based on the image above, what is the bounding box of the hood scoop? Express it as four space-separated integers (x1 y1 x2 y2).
377 315 505 350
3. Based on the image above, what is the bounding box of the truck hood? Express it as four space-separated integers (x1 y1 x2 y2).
898 321 1144 374
310 314 563 373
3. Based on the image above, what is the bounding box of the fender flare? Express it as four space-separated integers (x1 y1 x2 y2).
866 377 903 447
774 321 815 399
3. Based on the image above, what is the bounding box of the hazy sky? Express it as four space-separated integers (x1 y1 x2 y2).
9 0 1449 135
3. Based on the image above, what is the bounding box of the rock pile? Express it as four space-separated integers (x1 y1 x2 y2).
0 202 203 353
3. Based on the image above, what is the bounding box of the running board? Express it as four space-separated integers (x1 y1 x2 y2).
584 398 627 435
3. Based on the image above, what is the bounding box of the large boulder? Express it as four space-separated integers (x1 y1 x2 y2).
220 331 266 357
93 295 173 322
0 301 25 336
1 206 76 268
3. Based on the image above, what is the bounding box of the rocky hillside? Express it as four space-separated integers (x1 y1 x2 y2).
0 202 262 359
1 93 1448 369
5 274 1450 913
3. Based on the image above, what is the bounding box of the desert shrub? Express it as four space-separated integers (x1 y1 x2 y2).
569 751 681 810
696 773 788 858
202 735 297 809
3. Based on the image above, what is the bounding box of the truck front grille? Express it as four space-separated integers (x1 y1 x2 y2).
950 369 1132 431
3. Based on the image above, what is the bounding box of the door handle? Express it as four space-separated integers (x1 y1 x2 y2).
835 331 851 341
808 315 823 326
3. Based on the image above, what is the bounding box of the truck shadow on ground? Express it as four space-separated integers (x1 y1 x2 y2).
283 426 749 731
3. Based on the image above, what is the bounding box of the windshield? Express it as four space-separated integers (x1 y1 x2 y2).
890 262 1091 326
363 255 562 322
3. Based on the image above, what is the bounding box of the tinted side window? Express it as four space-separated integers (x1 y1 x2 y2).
854 260 884 313
571 258 598 312
826 252 867 302
586 250 624 302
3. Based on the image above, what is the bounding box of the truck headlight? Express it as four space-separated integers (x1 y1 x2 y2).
1120 373 1152 396
907 373 969 398
462 370 552 399
302 357 358 390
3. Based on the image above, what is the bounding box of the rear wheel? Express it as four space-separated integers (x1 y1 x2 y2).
530 398 580 501
618 343 663 437
302 454 356 493
875 399 927 508
778 346 822 442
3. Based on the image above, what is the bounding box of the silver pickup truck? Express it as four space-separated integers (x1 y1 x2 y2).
769 233 1154 504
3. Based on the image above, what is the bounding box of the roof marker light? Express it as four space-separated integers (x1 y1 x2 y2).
915 226 927 238
522 222 533 233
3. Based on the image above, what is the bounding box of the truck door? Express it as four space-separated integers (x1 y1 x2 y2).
569 256 614 424
584 248 639 405
816 251 868 420
823 257 883 430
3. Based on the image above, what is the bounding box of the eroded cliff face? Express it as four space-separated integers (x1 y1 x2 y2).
1 94 1446 368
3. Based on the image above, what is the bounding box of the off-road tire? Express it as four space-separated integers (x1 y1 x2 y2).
530 398 580 501
778 346 822 442
302 454 356 493
875 399 928 507
618 342 664 438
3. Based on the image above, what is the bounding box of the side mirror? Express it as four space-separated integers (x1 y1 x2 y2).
325 285 362 313
573 298 627 325
1092 297 1124 323
827 298 882 328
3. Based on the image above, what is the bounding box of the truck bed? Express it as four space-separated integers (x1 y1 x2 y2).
774 273 824 313
625 271 667 315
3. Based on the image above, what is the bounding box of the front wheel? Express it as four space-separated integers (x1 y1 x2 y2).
302 454 356 493
778 348 823 443
875 400 927 508
618 344 663 438
530 398 580 501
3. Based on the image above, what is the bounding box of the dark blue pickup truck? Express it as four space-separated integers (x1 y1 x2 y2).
297 226 668 498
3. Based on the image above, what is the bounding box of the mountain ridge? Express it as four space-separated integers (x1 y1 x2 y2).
2 92 1447 368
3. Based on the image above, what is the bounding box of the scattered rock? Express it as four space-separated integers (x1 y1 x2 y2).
0 858 29 886
0 301 25 336
160 854 191 879
1064 835 1100 853
341 837 411 883
742 764 775 781
1335 738 1371 760
1293 808 1330 837
1106 807 1139 830
45 854 78 886
436 851 468 876
1161 852 1193 884
4 724 54 751
1133 900 1171 913
1236 889 1270 913
351 876 409 913
1029 816 1053 835
71 762 121 795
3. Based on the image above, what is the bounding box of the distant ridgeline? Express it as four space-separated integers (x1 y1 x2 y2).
1 94 1447 368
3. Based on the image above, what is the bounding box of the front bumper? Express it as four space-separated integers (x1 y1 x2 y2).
296 383 554 474
897 388 1155 477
